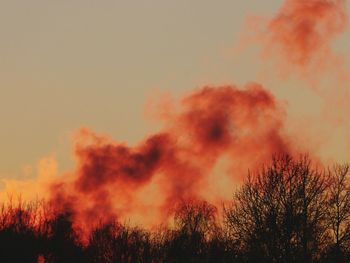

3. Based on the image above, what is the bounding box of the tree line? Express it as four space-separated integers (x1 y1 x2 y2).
1 155 350 263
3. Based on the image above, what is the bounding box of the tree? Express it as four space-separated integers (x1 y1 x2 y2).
174 200 217 237
225 155 329 263
45 212 85 263
87 222 152 263
0 199 44 263
166 200 219 263
324 164 350 262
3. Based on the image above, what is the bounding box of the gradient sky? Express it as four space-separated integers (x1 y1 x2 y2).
1 0 350 180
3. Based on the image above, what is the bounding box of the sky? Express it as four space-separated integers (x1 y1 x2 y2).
1 0 350 182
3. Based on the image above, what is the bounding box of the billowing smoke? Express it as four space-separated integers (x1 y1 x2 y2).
49 84 291 233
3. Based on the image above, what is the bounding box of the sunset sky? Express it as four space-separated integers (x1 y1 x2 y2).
1 0 350 186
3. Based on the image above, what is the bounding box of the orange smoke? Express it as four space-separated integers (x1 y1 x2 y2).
49 84 291 233
253 0 349 156
0 156 58 202
260 0 347 77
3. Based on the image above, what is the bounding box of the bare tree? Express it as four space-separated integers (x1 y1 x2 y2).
174 200 218 237
225 155 329 263
325 164 350 261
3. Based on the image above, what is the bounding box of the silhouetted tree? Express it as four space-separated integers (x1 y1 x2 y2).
174 200 217 237
87 222 152 263
44 212 85 263
225 155 329 263
0 199 44 263
324 164 350 262
164 200 222 263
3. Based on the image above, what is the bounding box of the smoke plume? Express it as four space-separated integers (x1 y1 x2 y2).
49 84 291 232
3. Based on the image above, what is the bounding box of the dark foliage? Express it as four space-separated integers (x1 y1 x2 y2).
1 155 350 263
